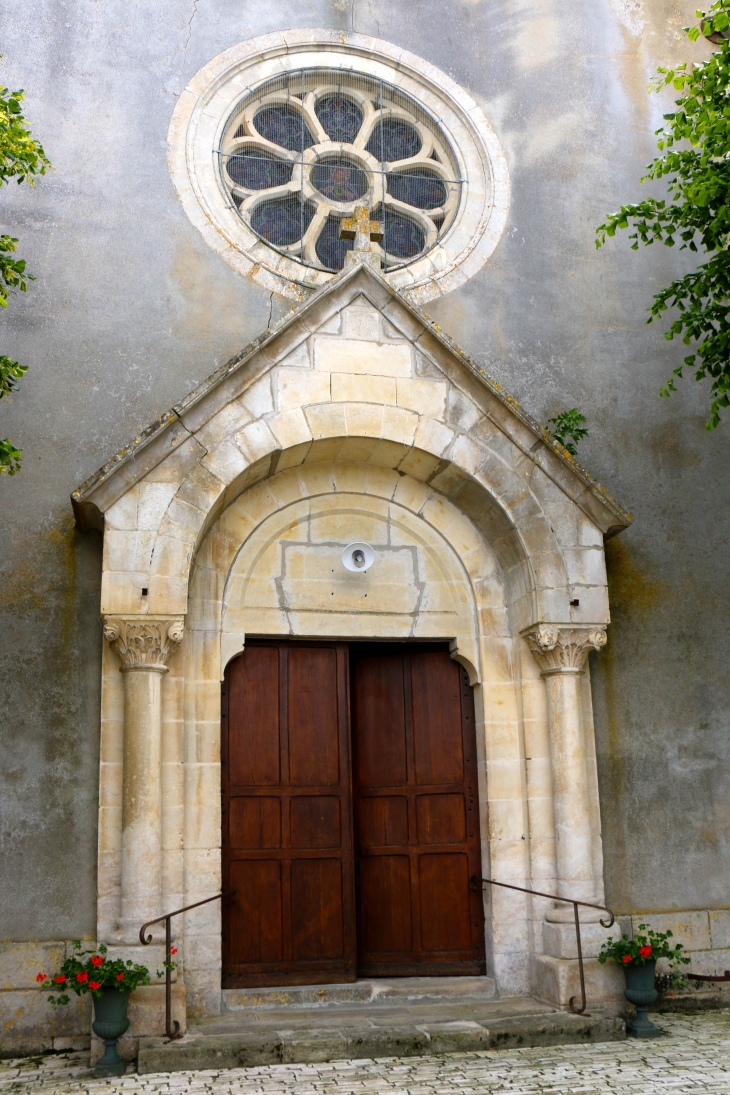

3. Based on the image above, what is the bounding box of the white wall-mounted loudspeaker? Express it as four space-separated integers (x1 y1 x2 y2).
342 542 375 573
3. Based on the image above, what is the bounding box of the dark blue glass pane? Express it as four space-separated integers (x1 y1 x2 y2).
315 94 363 143
387 169 446 210
251 197 315 246
311 158 368 203
226 150 293 190
315 216 353 271
366 119 421 162
253 106 314 152
373 206 425 260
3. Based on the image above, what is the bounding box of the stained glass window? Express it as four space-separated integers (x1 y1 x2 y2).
315 94 363 143
373 205 426 261
220 69 461 273
253 106 314 152
226 149 293 191
251 197 315 247
387 169 447 211
311 158 368 203
365 119 421 162
315 216 354 271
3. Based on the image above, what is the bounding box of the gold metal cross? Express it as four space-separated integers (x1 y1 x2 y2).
340 205 383 252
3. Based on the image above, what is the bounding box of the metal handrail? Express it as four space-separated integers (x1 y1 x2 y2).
471 875 615 1016
139 891 234 1042
687 970 730 982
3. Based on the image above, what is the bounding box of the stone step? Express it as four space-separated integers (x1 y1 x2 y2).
222 975 497 1011
137 992 625 1074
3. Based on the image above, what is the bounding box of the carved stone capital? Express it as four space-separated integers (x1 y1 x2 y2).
103 617 184 671
522 624 607 674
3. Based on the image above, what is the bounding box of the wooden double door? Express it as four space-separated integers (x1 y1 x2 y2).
222 640 485 987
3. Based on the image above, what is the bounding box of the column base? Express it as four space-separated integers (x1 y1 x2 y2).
531 954 626 1015
543 917 616 959
112 919 166 945
90 983 186 1065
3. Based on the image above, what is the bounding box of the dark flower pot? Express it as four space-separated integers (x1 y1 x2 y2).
92 986 130 1076
623 959 661 1038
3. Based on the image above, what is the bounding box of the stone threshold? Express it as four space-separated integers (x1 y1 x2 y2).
137 979 625 1074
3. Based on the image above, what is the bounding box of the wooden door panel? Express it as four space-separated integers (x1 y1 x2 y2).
288 647 340 785
358 796 409 848
352 644 485 977
223 641 356 986
419 853 472 952
228 860 283 964
411 653 465 785
228 646 280 786
359 856 413 954
416 793 466 845
353 655 407 787
291 859 345 960
290 796 341 848
229 797 281 850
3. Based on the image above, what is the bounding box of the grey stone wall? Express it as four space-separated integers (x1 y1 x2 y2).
0 0 728 940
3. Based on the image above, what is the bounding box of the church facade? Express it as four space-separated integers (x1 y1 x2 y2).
1 3 729 1055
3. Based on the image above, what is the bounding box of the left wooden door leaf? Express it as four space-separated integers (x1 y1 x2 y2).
222 641 357 987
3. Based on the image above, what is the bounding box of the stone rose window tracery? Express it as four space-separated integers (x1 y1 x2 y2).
219 69 462 273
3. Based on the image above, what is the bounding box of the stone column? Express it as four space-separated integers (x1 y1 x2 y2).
103 617 184 942
523 625 607 914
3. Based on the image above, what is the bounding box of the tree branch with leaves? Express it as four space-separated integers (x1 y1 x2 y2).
597 2 730 429
0 66 49 474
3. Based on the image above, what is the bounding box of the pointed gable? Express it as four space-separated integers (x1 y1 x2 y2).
72 261 631 543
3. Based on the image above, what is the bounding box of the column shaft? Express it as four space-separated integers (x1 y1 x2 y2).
120 665 166 925
543 668 595 903
103 617 184 943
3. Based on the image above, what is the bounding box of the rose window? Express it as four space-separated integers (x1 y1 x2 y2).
219 69 462 273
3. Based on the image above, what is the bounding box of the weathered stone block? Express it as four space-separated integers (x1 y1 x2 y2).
709 910 730 950
0 942 67 991
632 911 711 952
331 372 396 404
531 953 626 1014
277 367 331 411
543 918 616 960
0 988 90 1055
314 336 413 376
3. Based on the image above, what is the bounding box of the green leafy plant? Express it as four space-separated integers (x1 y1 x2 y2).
547 408 588 455
598 922 691 970
596 1 730 428
0 66 50 474
35 941 176 1006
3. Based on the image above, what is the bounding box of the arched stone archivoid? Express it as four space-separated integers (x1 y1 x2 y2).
72 259 631 1027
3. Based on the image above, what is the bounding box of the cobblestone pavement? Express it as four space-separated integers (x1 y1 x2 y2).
1 1012 729 1094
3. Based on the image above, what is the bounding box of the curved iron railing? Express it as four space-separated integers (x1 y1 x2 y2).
139 891 235 1042
471 875 615 1015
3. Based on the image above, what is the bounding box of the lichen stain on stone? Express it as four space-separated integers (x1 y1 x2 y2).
0 513 76 613
604 537 666 617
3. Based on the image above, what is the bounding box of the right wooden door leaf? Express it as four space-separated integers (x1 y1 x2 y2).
351 644 485 976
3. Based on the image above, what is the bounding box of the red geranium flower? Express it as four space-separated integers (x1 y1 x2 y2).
622 955 632 964
76 971 88 983
639 945 652 958
54 975 66 984
170 947 177 956
90 955 103 968
116 973 125 982
36 972 46 983
89 981 101 990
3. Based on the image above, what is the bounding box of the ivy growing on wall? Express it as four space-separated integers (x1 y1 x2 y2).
597 1 730 429
0 64 49 474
